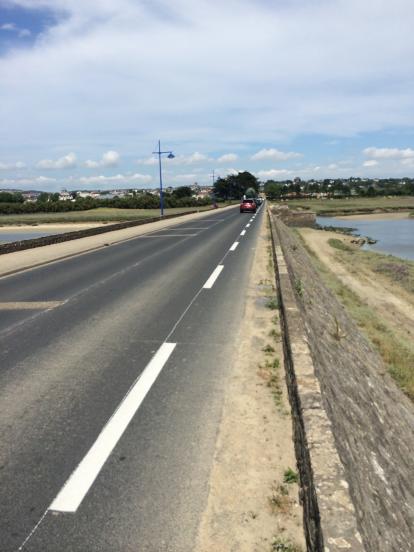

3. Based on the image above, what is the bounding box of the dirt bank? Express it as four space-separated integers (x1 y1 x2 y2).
196 216 304 552
299 228 414 331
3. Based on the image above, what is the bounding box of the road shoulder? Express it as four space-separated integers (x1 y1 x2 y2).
195 214 304 552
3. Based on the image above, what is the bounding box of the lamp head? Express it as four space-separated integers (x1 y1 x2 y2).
167 153 175 159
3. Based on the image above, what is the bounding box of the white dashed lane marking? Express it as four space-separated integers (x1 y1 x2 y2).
203 265 224 289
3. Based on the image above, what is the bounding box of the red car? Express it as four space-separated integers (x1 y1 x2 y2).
240 199 257 213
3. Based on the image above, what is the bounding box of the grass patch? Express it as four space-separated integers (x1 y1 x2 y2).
328 238 353 252
0 206 213 225
258 357 283 408
266 297 279 310
271 537 303 552
282 196 414 215
294 278 303 298
263 344 276 354
283 468 299 484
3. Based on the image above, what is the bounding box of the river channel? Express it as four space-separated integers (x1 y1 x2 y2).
316 216 414 261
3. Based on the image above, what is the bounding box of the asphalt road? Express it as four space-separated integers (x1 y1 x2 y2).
0 204 264 552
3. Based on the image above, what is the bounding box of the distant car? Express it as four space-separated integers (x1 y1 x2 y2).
255 197 263 206
240 199 257 213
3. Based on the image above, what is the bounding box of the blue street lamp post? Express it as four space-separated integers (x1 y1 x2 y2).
152 140 175 217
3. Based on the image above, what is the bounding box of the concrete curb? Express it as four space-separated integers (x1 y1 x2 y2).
268 210 365 552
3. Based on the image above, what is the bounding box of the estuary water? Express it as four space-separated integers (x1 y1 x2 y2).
0 230 62 244
316 216 414 261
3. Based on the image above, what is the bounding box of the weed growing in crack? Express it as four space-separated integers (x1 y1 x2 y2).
263 344 276 354
294 278 304 298
283 468 299 484
271 537 302 552
268 484 292 515
266 297 279 310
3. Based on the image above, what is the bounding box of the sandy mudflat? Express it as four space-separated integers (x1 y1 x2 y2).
335 211 412 221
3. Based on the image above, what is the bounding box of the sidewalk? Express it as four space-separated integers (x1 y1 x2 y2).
0 206 236 278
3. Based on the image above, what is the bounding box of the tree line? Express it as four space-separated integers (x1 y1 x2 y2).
263 178 414 199
0 187 214 215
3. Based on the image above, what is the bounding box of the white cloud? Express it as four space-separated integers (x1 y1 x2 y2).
1 23 17 31
137 156 158 166
172 173 197 182
101 150 120 166
0 176 56 188
251 149 302 162
170 152 209 165
78 173 152 185
401 158 414 167
1 22 31 37
84 150 120 168
363 160 379 167
37 152 77 169
0 161 26 170
217 153 238 163
256 169 292 179
363 147 414 159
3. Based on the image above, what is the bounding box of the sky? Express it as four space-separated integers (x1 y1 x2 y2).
1 0 414 191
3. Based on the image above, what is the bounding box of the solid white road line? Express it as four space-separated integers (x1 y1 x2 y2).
240 230 246 236
229 242 239 251
203 265 224 289
49 342 176 513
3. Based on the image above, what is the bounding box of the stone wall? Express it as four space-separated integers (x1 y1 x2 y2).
269 212 414 551
270 205 316 227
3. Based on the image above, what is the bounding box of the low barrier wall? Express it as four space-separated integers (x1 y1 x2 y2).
269 210 414 551
269 212 364 551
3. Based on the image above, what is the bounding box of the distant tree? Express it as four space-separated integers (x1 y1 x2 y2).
264 180 283 199
245 187 256 198
213 171 258 199
0 191 24 203
172 186 193 199
37 192 50 203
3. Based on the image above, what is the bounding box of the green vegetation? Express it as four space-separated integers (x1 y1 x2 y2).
0 191 24 204
328 238 353 252
0 206 214 225
264 177 414 202
294 278 303 298
266 297 279 310
213 171 259 200
285 196 414 215
263 344 276 354
299 237 414 399
326 235 414 295
271 537 302 552
283 468 299 484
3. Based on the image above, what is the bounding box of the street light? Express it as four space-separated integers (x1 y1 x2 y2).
152 140 175 217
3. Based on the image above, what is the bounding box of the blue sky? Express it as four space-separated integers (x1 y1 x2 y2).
1 0 414 191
